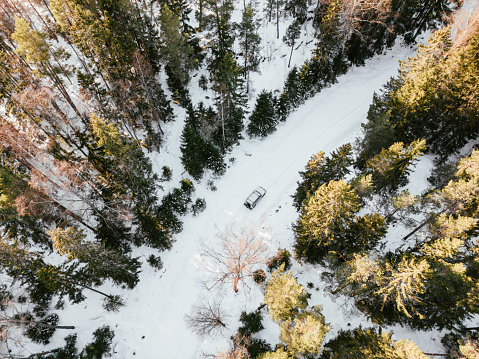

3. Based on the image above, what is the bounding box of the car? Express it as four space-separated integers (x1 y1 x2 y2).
244 186 266 209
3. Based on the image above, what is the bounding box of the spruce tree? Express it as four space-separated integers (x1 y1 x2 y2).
264 265 308 323
247 90 277 138
365 139 426 194
49 226 141 289
283 20 301 68
320 326 429 359
159 4 196 90
293 144 353 211
237 3 262 93
294 179 386 264
280 306 329 357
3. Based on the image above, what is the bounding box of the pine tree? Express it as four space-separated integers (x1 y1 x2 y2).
264 265 308 323
180 105 226 180
294 179 386 264
293 144 353 211
49 226 140 289
247 90 277 138
311 0 347 84
90 114 172 249
280 306 329 356
354 93 396 171
365 139 426 194
237 3 262 93
159 4 196 90
376 256 431 319
320 326 429 359
283 20 301 68
210 52 246 152
259 347 290 359
364 27 479 160
284 0 308 24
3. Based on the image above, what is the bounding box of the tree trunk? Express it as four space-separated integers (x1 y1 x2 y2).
233 276 239 292
288 42 294 67
276 0 280 39
401 198 461 241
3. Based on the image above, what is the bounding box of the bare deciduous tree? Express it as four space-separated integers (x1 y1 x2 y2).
452 0 479 48
185 296 230 337
200 219 270 293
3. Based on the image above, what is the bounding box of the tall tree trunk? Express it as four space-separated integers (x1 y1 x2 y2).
288 41 294 67
276 0 280 39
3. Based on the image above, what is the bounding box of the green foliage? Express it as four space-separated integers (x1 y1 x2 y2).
247 90 278 138
295 179 385 264
293 144 353 211
90 114 173 249
365 27 479 160
281 305 329 356
238 307 265 337
259 347 291 359
354 94 396 171
237 3 262 92
267 249 292 272
101 295 124 312
264 265 308 323
283 20 301 68
192 198 207 216
160 179 195 217
365 139 426 194
49 226 141 289
161 166 173 182
320 326 428 359
284 0 308 24
147 254 164 271
24 313 59 345
12 16 50 64
44 334 78 359
160 4 196 86
80 326 114 359
180 104 226 180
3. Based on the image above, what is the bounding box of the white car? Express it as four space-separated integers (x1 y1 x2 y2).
244 186 266 209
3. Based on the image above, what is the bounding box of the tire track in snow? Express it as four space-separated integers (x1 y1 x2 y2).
266 100 371 192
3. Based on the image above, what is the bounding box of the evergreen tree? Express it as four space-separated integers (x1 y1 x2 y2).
362 27 479 161
210 52 246 152
280 306 329 357
320 326 429 359
293 144 353 211
283 20 301 68
180 104 226 180
159 4 197 91
284 0 308 24
264 0 285 38
90 114 172 249
264 265 308 323
50 0 172 142
247 90 277 138
354 93 396 171
49 226 141 289
311 0 347 84
294 179 386 264
365 139 427 194
237 3 262 93
332 150 479 330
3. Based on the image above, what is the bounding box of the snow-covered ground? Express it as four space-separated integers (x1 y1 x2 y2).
39 35 456 359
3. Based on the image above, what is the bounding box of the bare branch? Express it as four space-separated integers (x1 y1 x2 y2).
185 296 230 337
199 219 271 293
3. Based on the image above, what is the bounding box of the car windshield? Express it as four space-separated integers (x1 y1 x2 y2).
247 192 260 202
